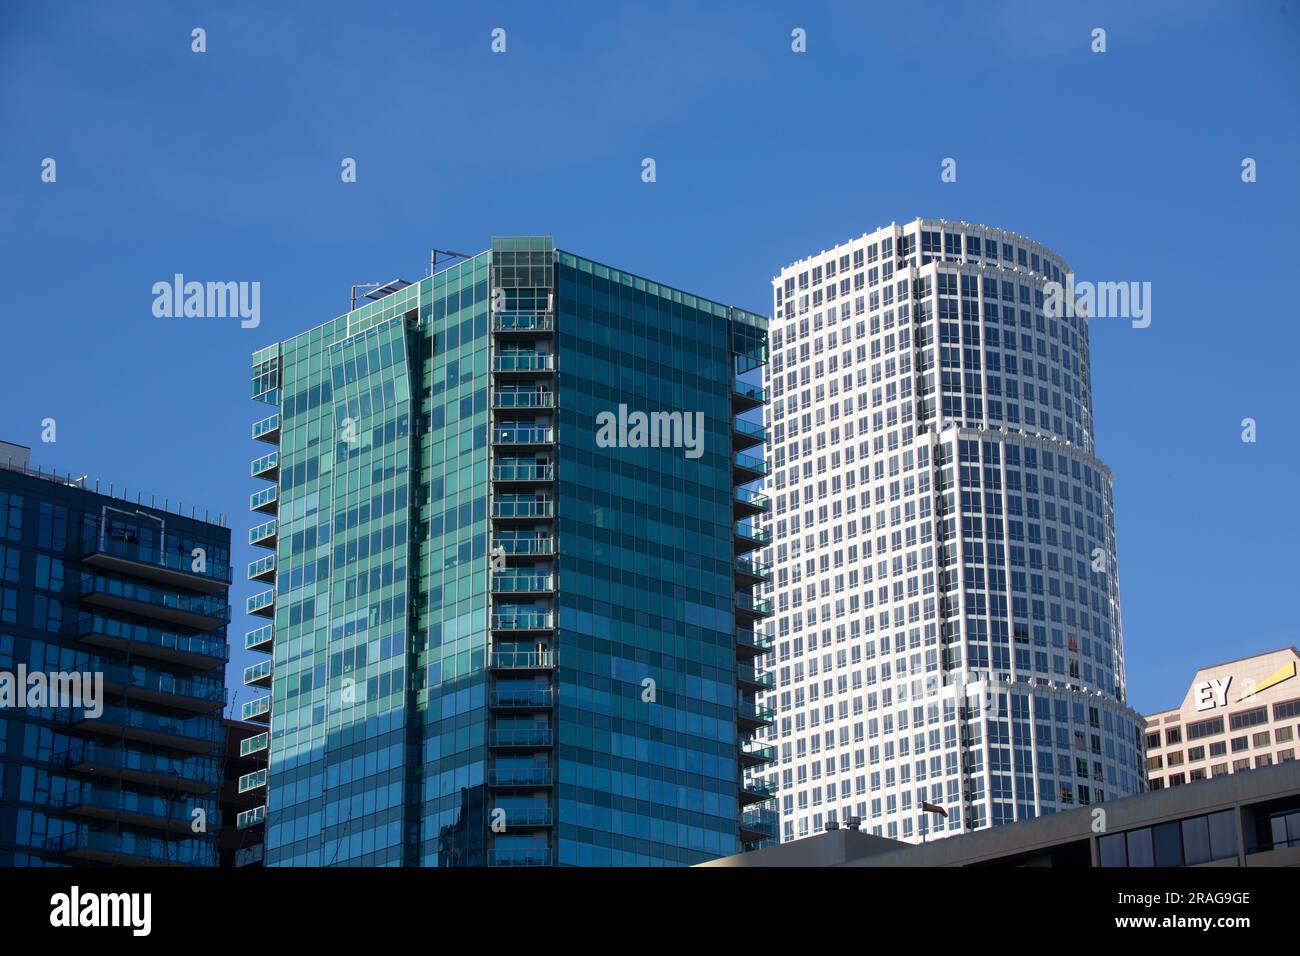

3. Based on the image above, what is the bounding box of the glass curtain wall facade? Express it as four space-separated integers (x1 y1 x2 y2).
0 457 230 866
754 219 1144 846
250 238 770 866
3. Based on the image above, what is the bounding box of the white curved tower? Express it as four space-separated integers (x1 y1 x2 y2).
754 218 1144 844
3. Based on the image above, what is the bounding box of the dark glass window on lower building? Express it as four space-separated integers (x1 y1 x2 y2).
1099 809 1236 866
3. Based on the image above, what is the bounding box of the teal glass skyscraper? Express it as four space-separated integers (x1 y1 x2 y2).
244 238 771 865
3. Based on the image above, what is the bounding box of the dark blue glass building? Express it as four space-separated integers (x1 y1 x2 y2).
0 441 231 866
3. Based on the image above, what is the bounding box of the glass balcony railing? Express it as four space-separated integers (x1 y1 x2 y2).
493 389 555 409
238 769 268 793
246 589 275 616
742 778 779 800
491 609 555 631
237 805 266 829
734 451 769 477
492 498 554 519
492 312 554 333
487 767 553 788
243 659 273 686
240 732 269 757
736 628 774 654
736 521 771 545
493 352 555 373
741 807 779 840
733 418 767 443
56 740 221 788
740 740 777 765
735 592 772 616
498 807 552 827
492 462 554 482
72 612 228 666
80 705 223 751
250 486 278 513
47 827 217 866
52 784 213 830
245 624 274 651
80 532 232 590
737 663 775 689
735 557 771 580
489 687 554 709
249 519 277 546
492 573 555 593
242 696 272 722
250 451 279 478
489 727 553 748
489 650 554 670
77 573 230 629
247 554 275 581
235 844 264 867
251 413 280 442
738 699 776 725
491 537 554 556
735 487 771 511
97 657 226 709
494 425 555 446
732 380 768 405
487 847 553 866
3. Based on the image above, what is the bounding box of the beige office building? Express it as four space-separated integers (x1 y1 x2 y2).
1146 647 1300 789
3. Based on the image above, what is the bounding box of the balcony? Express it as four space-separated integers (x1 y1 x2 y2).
737 699 776 731
491 537 555 559
55 740 220 793
491 312 554 336
241 732 269 758
493 352 555 375
243 659 273 688
80 533 232 595
71 613 228 669
735 591 772 622
741 778 778 805
733 451 769 482
740 807 779 844
487 767 553 789
250 451 279 481
246 589 275 618
498 806 553 829
493 425 555 450
77 573 230 631
731 379 767 413
489 687 554 710
238 768 267 794
492 573 555 595
492 462 555 484
739 740 776 769
45 828 215 867
249 519 277 548
235 845 264 867
491 609 555 633
248 554 275 583
734 521 770 555
736 663 774 693
489 650 555 671
492 497 554 522
734 486 770 519
69 705 222 754
493 389 555 411
242 696 272 724
251 413 281 444
51 784 210 835
735 627 774 659
250 486 278 515
489 727 553 749
734 556 771 586
487 847 553 866
99 660 226 714
237 805 267 830
732 417 767 451
245 624 274 653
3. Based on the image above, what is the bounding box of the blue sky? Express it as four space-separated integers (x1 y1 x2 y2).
1 1 1297 716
